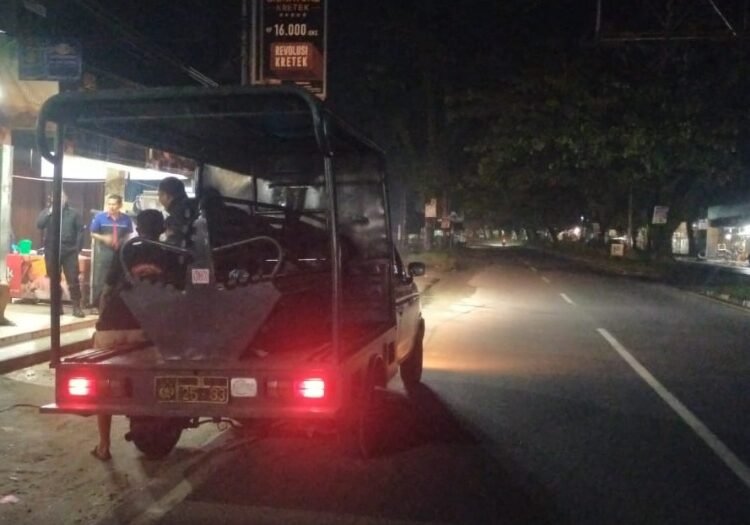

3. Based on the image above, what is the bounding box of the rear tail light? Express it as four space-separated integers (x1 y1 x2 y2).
68 377 94 397
266 376 330 400
296 378 325 399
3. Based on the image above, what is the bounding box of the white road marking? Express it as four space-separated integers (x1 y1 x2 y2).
560 293 575 305
529 266 538 273
541 276 551 285
125 431 235 525
597 328 750 491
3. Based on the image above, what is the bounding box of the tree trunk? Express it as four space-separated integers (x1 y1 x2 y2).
687 219 698 256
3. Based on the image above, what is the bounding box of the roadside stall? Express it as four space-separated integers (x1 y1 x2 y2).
706 202 750 265
39 154 191 306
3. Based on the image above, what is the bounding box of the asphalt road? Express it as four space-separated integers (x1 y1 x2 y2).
4 246 748 524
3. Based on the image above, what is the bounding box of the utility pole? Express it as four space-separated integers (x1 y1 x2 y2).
241 0 248 86
627 182 634 248
251 0 258 85
241 0 261 86
0 142 13 324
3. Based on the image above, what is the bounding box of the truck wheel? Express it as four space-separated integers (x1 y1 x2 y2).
127 417 184 460
400 324 424 388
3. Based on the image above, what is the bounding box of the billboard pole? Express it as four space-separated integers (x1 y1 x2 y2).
241 0 248 85
250 0 258 85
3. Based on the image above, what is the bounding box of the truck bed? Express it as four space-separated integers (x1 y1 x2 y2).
42 324 397 420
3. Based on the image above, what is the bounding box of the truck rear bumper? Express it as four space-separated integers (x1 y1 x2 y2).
40 401 341 420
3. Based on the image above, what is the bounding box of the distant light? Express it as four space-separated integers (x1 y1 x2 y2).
573 227 581 236
725 233 732 241
0 85 4 100
0 29 6 34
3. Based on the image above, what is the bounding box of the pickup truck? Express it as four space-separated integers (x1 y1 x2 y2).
38 85 426 458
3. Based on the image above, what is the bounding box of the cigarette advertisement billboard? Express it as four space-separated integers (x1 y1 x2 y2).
259 0 327 99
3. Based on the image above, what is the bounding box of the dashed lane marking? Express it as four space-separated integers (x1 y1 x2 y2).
560 293 575 305
541 276 551 285
597 328 750 492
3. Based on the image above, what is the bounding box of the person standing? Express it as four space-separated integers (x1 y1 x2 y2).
90 194 134 308
91 209 170 461
36 191 85 317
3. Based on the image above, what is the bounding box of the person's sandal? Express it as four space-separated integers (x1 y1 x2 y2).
91 446 112 461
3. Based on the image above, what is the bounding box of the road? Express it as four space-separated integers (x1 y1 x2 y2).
2 246 749 524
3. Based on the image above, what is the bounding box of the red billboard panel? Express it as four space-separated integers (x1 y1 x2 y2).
260 0 327 99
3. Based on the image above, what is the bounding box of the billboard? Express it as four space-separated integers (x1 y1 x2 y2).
259 0 327 99
424 198 437 219
652 206 669 225
18 40 82 81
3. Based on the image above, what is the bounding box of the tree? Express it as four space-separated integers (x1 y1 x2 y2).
451 39 747 254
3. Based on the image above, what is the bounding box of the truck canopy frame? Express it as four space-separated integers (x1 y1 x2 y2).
36 85 392 365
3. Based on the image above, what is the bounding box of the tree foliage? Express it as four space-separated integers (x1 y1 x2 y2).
451 41 748 252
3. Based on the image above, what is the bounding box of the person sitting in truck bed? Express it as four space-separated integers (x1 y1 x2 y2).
91 209 172 461
158 176 195 247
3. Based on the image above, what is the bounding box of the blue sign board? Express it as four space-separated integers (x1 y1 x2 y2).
18 41 82 81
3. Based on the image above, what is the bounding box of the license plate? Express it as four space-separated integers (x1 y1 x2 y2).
155 376 229 404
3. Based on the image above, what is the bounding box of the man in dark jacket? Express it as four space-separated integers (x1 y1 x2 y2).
36 191 85 317
158 176 194 246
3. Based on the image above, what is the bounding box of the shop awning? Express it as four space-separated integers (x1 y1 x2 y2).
40 154 189 181
0 36 58 129
708 202 750 227
37 84 384 177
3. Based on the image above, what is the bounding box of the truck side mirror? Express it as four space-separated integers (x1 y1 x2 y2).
407 262 426 277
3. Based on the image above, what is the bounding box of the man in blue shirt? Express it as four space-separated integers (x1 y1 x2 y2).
90 194 134 307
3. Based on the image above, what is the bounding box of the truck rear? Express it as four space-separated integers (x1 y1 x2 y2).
38 86 425 458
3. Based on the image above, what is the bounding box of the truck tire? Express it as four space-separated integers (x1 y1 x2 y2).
400 323 424 388
127 417 184 460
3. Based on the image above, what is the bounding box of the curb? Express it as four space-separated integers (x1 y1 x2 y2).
530 245 750 313
695 290 750 312
0 332 95 374
529 246 663 281
0 318 97 348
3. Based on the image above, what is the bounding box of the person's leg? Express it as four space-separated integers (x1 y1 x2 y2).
92 414 112 461
44 252 63 315
62 251 84 317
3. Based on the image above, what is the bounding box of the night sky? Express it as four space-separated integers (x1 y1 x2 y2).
39 1 593 90
10 0 749 230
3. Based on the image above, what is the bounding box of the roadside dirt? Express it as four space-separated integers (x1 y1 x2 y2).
0 364 222 525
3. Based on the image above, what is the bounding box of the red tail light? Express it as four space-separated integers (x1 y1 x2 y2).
68 377 94 397
296 378 325 399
